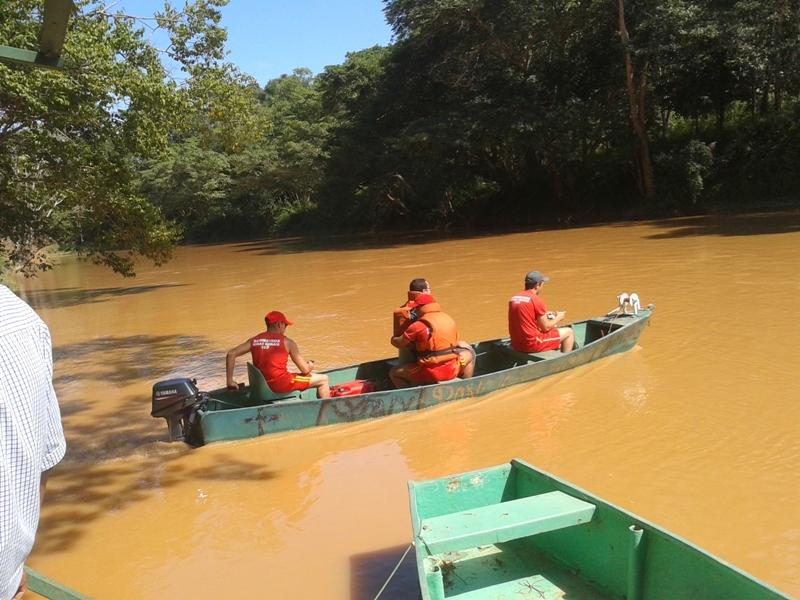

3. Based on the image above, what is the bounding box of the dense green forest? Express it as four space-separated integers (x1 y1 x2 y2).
2 0 799 277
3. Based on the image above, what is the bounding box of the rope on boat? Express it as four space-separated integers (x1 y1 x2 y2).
373 543 413 600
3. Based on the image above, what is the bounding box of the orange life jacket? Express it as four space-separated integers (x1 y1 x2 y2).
415 302 460 365
392 290 424 336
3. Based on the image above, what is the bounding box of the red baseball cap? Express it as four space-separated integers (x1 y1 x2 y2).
265 310 293 326
414 293 435 306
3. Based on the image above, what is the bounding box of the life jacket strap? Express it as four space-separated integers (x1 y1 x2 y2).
419 347 457 359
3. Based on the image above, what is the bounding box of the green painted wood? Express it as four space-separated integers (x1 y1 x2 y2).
246 362 299 403
492 341 565 363
25 567 89 600
39 0 74 58
0 0 73 70
182 309 653 445
0 45 64 68
409 465 515 532
409 459 790 600
430 543 608 600
529 350 564 360
418 491 595 554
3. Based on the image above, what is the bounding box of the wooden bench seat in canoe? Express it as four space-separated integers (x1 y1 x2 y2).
491 340 565 363
417 490 596 555
246 363 301 404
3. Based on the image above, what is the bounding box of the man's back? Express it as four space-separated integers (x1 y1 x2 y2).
0 286 66 599
508 289 545 351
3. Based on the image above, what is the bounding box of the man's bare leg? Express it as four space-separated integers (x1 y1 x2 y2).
389 365 415 388
310 373 330 398
456 342 476 379
558 327 575 352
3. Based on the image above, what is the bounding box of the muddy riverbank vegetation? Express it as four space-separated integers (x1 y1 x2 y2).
2 0 800 277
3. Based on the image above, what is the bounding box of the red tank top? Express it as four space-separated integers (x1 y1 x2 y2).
250 332 289 381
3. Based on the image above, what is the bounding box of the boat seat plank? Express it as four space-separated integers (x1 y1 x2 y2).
418 491 595 555
247 363 300 403
491 341 565 363
530 350 564 360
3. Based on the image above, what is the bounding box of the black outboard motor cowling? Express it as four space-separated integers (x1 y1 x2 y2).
151 378 204 442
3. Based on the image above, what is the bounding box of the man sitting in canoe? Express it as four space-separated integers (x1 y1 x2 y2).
508 271 575 353
225 311 330 398
389 294 475 387
392 277 430 364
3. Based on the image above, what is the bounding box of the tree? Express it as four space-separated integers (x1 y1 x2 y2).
617 0 655 199
0 0 228 276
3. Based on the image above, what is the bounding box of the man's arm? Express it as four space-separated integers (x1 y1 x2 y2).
536 311 566 332
226 339 252 388
392 321 425 349
16 469 54 600
286 338 314 375
390 334 410 349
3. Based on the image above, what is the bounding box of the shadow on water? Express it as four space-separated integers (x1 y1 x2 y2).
35 329 281 554
637 212 800 239
20 283 187 310
53 334 216 387
228 228 530 256
350 544 420 600
51 333 221 460
38 448 278 554
225 211 800 256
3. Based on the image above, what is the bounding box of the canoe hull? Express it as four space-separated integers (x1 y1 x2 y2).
188 309 653 445
408 459 789 600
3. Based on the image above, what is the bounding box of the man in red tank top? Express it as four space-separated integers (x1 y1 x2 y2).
225 311 330 398
508 271 574 353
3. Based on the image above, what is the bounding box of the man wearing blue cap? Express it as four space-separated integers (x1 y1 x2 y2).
508 271 574 353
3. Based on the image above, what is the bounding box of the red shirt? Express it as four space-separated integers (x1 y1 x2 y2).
508 289 548 351
250 332 289 381
402 320 431 348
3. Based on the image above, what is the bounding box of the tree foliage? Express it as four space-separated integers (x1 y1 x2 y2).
4 0 800 278
0 0 230 276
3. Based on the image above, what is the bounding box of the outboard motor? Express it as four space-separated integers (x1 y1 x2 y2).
151 378 205 442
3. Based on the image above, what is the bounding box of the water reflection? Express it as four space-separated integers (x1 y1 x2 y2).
640 212 800 238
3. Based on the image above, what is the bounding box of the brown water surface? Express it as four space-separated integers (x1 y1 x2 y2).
16 214 800 598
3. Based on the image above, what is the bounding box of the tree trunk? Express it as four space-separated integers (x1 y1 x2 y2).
774 0 786 113
617 0 655 199
716 56 727 130
661 108 671 138
544 156 563 208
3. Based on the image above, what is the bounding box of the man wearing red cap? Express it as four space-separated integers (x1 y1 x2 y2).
389 294 475 387
225 311 330 398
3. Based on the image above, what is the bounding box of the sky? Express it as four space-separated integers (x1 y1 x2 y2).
121 0 394 85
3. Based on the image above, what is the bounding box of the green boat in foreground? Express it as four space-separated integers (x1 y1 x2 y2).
24 566 89 600
151 307 653 446
408 459 789 600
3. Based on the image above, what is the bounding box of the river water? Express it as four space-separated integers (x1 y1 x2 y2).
15 213 800 598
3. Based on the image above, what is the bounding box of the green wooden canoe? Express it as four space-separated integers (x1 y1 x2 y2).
23 566 89 600
408 459 790 600
153 308 653 446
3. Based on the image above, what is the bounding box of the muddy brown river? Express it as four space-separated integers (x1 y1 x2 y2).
14 213 800 598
